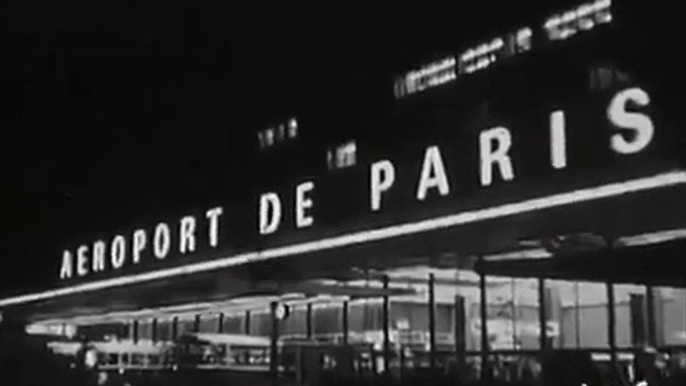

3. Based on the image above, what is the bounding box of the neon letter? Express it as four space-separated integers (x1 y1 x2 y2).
153 223 171 259
132 229 147 264
480 127 515 186
295 182 315 228
370 160 396 211
92 240 106 273
608 87 654 154
259 193 282 235
417 146 450 201
110 235 126 269
179 216 196 254
76 245 89 277
206 207 223 247
60 250 73 280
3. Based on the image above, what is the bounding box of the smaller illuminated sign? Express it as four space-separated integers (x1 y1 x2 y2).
544 0 612 41
395 26 534 99
459 26 533 76
460 37 504 74
394 57 457 99
327 140 357 170
287 117 298 139
258 117 298 150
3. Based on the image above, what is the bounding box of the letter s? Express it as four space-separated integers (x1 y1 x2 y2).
608 87 654 154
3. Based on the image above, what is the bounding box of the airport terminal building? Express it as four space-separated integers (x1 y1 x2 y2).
2 1 685 384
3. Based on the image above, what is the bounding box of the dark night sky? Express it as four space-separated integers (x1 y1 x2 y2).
2 0 597 296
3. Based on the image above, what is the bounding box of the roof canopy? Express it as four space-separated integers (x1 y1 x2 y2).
475 239 686 287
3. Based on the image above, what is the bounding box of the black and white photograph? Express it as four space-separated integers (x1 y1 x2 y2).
2 1 686 385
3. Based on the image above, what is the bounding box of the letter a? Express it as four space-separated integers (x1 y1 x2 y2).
416 146 450 201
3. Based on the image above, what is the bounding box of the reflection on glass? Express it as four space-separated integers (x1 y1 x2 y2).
547 280 609 349
287 118 298 138
177 316 196 336
280 304 307 338
655 287 686 346
313 303 343 337
485 277 540 351
198 313 219 333
221 312 245 334
249 309 272 337
157 318 172 341
614 284 647 348
138 319 153 340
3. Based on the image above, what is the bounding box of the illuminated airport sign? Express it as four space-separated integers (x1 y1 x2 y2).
544 0 613 41
394 0 614 99
393 25 534 99
394 57 457 99
58 86 667 282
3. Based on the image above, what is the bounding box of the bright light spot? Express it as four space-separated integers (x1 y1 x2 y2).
288 118 298 138
579 18 595 30
545 17 562 29
265 129 274 146
562 11 576 23
578 4 594 17
598 12 612 23
595 0 612 10
85 350 98 368
517 28 532 39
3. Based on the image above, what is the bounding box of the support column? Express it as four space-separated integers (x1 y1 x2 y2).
132 320 139 344
428 273 437 371
172 317 178 340
603 237 620 383
342 301 349 345
382 275 391 377
575 282 581 348
454 295 467 375
194 314 201 333
151 318 158 344
607 282 618 376
511 279 518 349
270 301 280 386
479 260 490 381
539 278 548 351
306 304 313 339
646 285 657 347
245 311 251 335
218 313 224 333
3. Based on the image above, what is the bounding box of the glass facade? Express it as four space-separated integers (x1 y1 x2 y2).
69 272 685 358
49 264 684 386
